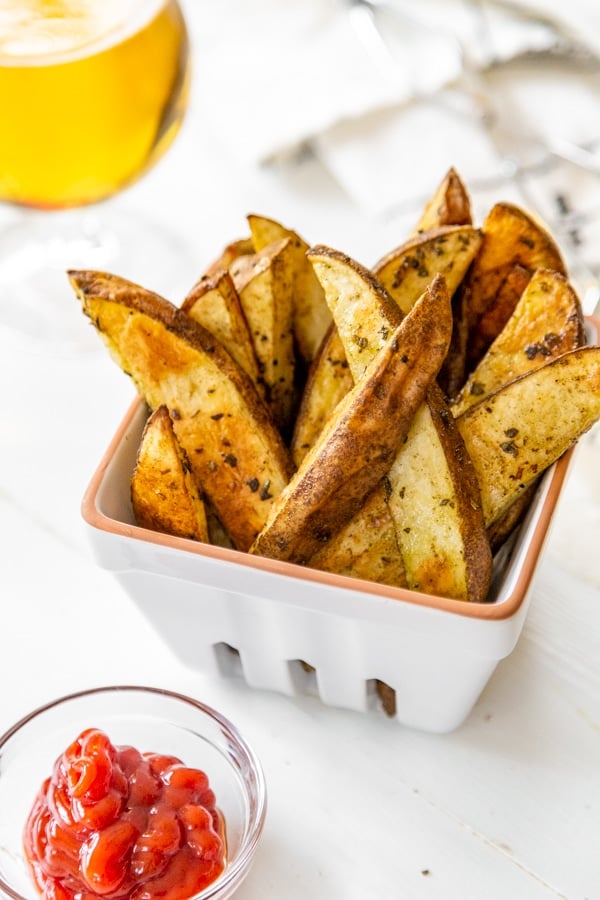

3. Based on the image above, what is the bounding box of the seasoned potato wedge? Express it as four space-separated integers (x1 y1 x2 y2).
308 245 403 376
309 247 490 602
69 270 293 551
230 237 296 433
251 280 452 564
461 203 566 376
205 236 254 276
426 259 585 559
247 213 331 363
385 383 492 602
291 324 353 468
452 267 584 550
131 405 209 542
457 347 600 526
413 167 473 233
288 245 404 467
453 268 584 416
373 225 482 315
181 269 262 392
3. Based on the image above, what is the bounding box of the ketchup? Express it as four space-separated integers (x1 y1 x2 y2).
23 728 225 900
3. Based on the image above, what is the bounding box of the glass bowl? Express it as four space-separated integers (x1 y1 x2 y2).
0 685 266 900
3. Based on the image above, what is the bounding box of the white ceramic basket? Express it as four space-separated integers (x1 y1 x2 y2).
82 396 574 734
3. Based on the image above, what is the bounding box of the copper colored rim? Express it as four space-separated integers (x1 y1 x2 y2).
82 397 573 623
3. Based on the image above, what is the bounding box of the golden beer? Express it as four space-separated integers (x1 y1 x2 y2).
0 0 189 208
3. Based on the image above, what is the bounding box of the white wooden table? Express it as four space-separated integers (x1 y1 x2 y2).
2 2 600 897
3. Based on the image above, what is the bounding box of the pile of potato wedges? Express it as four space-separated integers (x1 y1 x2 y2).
70 168 600 604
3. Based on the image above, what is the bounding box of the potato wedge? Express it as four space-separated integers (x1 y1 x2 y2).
131 405 209 542
293 245 403 476
372 225 483 315
309 248 490 601
452 267 584 550
181 269 262 392
310 380 492 602
69 269 293 552
290 323 353 468
461 203 566 377
457 347 600 526
251 281 452 565
413 167 473 233
247 213 331 363
204 236 254 277
387 383 492 601
230 237 296 433
308 245 403 376
452 268 584 417
405 169 475 406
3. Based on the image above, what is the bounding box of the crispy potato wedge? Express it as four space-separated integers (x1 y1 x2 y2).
309 247 490 601
441 264 531 401
294 245 403 473
372 225 483 315
385 383 491 602
308 245 403 376
247 213 331 363
452 267 584 550
309 484 406 587
287 242 404 468
312 379 492 602
290 323 353 468
413 167 473 233
452 268 584 417
461 203 566 377
230 237 296 433
69 270 293 552
291 246 402 466
405 169 475 408
457 347 600 526
204 236 254 277
251 281 452 564
181 269 262 392
131 405 209 542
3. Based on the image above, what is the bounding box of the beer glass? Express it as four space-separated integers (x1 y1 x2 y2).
0 0 191 349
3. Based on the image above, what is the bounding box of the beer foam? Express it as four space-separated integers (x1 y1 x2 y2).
0 0 167 63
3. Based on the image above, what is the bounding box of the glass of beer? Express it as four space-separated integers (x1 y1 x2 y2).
0 0 191 349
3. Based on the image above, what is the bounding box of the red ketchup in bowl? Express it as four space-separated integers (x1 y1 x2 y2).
23 728 225 900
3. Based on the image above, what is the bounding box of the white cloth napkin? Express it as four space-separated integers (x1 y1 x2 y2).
196 0 598 163
195 0 600 281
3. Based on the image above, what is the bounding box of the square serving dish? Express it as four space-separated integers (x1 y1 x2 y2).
82 394 575 734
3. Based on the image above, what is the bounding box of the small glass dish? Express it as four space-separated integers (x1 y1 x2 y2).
0 685 266 900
